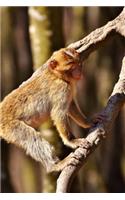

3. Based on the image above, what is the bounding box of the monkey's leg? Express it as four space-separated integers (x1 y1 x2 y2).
52 116 90 149
1 120 59 172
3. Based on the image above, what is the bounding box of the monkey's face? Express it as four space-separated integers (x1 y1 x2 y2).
49 48 83 82
67 63 82 80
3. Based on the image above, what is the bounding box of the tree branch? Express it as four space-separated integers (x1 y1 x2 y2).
36 7 125 192
55 8 125 193
56 55 125 193
68 7 125 60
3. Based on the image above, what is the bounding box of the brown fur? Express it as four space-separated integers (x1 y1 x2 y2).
0 48 92 171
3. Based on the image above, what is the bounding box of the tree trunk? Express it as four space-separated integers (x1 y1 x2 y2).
29 6 65 192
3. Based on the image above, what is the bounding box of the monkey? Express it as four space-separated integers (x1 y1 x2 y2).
0 48 92 172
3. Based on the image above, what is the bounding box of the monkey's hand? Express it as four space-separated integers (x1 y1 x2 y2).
92 113 107 125
50 138 91 172
68 138 91 149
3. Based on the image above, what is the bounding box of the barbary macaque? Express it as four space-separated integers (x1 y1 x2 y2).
0 48 92 171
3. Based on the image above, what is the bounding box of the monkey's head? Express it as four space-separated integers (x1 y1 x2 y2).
48 48 83 82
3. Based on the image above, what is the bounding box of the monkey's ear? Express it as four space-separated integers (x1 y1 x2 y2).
49 59 58 70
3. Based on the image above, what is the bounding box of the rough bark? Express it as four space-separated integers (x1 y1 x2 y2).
54 7 125 192
68 7 125 59
56 56 125 192
26 9 125 183
39 8 125 180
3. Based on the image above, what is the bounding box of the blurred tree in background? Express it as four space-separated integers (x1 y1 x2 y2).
28 7 65 192
0 7 125 193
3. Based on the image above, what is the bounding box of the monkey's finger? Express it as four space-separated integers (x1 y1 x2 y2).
74 138 91 149
92 114 108 124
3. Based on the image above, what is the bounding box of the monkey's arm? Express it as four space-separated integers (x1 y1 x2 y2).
68 100 92 128
51 108 90 149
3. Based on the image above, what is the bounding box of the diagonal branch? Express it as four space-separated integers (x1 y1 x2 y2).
55 8 125 193
56 55 125 193
68 7 125 59
45 8 125 174
38 7 125 191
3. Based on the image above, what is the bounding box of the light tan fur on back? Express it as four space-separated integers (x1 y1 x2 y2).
0 48 92 171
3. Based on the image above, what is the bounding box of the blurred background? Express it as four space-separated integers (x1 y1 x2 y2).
0 7 125 193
